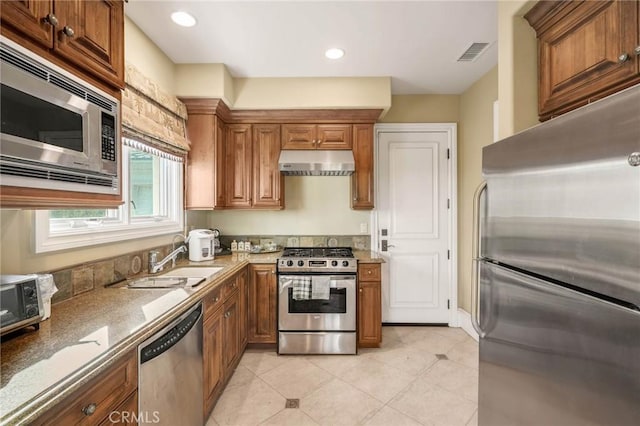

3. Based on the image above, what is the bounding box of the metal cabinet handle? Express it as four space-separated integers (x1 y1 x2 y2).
81 402 97 416
44 13 58 27
214 296 220 303
634 46 640 56
618 53 630 63
471 181 487 338
359 288 363 293
62 26 75 37
271 270 275 274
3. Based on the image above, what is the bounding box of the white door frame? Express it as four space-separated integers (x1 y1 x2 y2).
372 123 459 327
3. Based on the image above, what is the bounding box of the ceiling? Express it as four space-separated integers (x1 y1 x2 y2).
125 1 498 95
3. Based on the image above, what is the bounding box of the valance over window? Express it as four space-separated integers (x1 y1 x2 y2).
121 63 189 154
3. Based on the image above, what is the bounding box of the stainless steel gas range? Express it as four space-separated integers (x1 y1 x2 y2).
277 247 357 355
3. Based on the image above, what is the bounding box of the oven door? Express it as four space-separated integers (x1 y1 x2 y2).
278 275 356 331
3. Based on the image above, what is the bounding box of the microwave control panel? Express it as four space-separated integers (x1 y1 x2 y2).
101 112 116 162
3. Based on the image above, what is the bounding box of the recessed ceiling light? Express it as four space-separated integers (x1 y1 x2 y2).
325 48 345 60
171 11 196 27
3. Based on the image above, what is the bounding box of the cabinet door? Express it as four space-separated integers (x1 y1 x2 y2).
530 0 639 120
358 279 381 348
317 124 352 149
223 292 240 371
281 124 316 149
0 0 54 50
185 111 226 209
225 124 252 208
53 0 125 89
248 265 277 344
253 124 284 208
203 308 224 417
351 124 374 209
236 269 248 351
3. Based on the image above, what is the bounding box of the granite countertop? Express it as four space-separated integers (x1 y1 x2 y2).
354 250 386 263
0 252 279 425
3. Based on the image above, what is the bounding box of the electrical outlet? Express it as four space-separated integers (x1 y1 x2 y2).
360 223 368 233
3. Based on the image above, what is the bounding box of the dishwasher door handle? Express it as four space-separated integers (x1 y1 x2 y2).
139 302 203 364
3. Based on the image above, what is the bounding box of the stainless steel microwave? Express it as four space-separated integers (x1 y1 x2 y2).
0 37 120 195
0 274 43 336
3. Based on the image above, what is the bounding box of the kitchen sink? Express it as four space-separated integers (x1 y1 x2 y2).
160 267 223 279
126 267 223 289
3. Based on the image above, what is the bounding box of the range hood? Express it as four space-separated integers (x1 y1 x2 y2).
278 150 355 176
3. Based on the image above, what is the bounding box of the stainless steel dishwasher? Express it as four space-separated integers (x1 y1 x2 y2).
138 302 203 425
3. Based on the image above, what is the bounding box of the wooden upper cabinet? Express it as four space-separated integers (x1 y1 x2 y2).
0 0 125 90
53 0 125 89
351 124 374 210
252 124 284 208
282 124 352 150
525 0 640 120
225 124 253 208
184 111 226 210
0 0 55 50
317 124 352 149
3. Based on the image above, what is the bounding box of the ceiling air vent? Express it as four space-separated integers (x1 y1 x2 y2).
457 42 490 62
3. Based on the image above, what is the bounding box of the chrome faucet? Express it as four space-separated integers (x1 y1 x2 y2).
149 245 188 274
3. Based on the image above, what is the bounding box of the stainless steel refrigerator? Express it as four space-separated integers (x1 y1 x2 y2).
472 84 640 426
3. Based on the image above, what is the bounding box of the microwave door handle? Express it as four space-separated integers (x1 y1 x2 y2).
471 180 487 338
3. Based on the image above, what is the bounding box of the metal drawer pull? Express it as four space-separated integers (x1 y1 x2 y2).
81 402 97 416
62 26 75 37
618 53 630 63
44 13 58 27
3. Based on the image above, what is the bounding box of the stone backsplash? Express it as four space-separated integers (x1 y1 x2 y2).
47 234 369 305
219 235 371 251
49 243 176 305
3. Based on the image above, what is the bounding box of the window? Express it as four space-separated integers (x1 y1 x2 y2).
35 139 184 253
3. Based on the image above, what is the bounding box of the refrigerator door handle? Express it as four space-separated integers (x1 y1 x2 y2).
471 180 487 337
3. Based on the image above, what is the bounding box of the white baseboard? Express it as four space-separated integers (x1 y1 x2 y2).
458 308 479 342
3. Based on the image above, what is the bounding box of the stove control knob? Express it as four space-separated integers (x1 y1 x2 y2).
287 260 294 267
342 260 349 267
298 260 305 267
331 260 338 267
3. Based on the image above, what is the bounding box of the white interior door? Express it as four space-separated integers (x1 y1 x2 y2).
376 125 456 324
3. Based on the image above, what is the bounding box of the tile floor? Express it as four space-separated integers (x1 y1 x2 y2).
206 326 479 426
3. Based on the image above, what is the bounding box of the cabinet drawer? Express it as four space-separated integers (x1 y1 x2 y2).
204 286 224 319
37 352 137 425
222 275 240 299
358 264 381 282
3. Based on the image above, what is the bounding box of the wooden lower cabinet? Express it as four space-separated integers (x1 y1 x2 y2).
248 264 278 344
203 307 224 417
35 351 138 425
202 268 249 418
357 264 382 348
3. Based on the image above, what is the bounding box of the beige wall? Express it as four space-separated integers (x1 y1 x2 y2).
380 95 460 123
207 177 370 235
497 0 538 138
457 66 499 312
124 17 175 95
232 77 391 111
174 64 235 105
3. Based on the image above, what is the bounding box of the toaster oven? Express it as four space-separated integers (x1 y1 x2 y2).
1 275 43 336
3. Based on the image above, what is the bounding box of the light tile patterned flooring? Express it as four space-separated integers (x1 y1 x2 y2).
206 326 479 426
